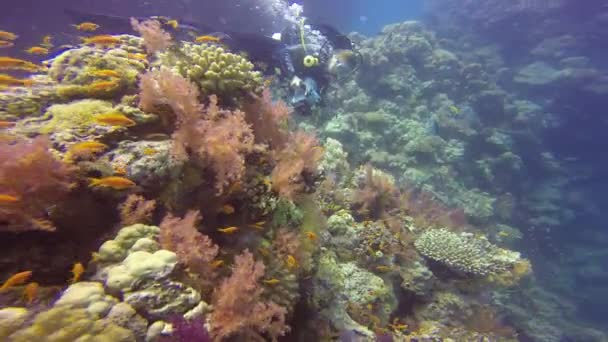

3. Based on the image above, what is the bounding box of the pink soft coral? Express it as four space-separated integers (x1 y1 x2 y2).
271 131 323 199
210 249 289 341
243 88 291 150
0 136 73 232
130 18 172 53
139 70 254 193
159 210 219 288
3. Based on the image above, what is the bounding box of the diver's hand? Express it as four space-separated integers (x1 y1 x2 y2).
290 76 302 88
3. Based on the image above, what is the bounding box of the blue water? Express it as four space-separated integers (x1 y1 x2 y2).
304 0 425 35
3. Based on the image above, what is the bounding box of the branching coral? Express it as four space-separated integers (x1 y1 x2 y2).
0 136 73 232
271 131 323 200
210 249 290 341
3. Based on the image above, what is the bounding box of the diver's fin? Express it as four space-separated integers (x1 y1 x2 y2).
310 23 353 50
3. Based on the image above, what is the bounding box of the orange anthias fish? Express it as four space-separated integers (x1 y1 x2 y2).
286 255 298 269
0 41 14 48
0 57 43 72
73 22 100 32
248 221 265 230
0 271 33 292
305 231 318 241
0 194 19 204
217 226 239 234
82 35 120 47
89 176 136 190
195 35 221 44
95 113 136 127
65 141 108 161
0 31 18 41
0 121 15 128
23 282 39 304
88 80 120 91
0 74 34 87
211 259 224 268
70 262 85 283
24 46 49 55
219 204 235 215
263 278 280 285
91 69 121 78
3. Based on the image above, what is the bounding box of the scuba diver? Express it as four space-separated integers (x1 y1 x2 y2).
63 8 361 114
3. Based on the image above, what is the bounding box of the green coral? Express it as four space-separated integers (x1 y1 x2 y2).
414 228 525 277
96 224 161 264
3 282 144 342
158 42 263 102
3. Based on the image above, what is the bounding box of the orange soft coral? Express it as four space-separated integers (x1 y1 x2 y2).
0 136 73 232
271 131 323 200
210 249 289 341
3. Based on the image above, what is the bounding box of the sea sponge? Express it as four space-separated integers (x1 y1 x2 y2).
158 42 263 103
96 224 160 263
414 228 529 281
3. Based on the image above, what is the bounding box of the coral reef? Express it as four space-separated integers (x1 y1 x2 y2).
158 42 263 103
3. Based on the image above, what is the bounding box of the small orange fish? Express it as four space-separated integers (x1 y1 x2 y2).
166 19 179 30
95 113 136 127
0 31 18 41
211 259 224 268
81 35 121 48
73 22 100 32
24 46 49 55
0 74 34 87
23 282 39 304
0 57 43 72
30 218 55 231
142 147 158 155
217 226 239 234
89 80 120 91
89 176 136 190
248 221 266 230
0 194 19 204
127 53 148 61
91 69 121 78
195 35 221 43
0 121 15 128
0 40 14 48
65 141 108 161
263 278 280 285
0 271 33 292
113 163 128 176
219 204 235 215
70 262 84 283
305 231 318 241
375 265 392 272
286 255 297 269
